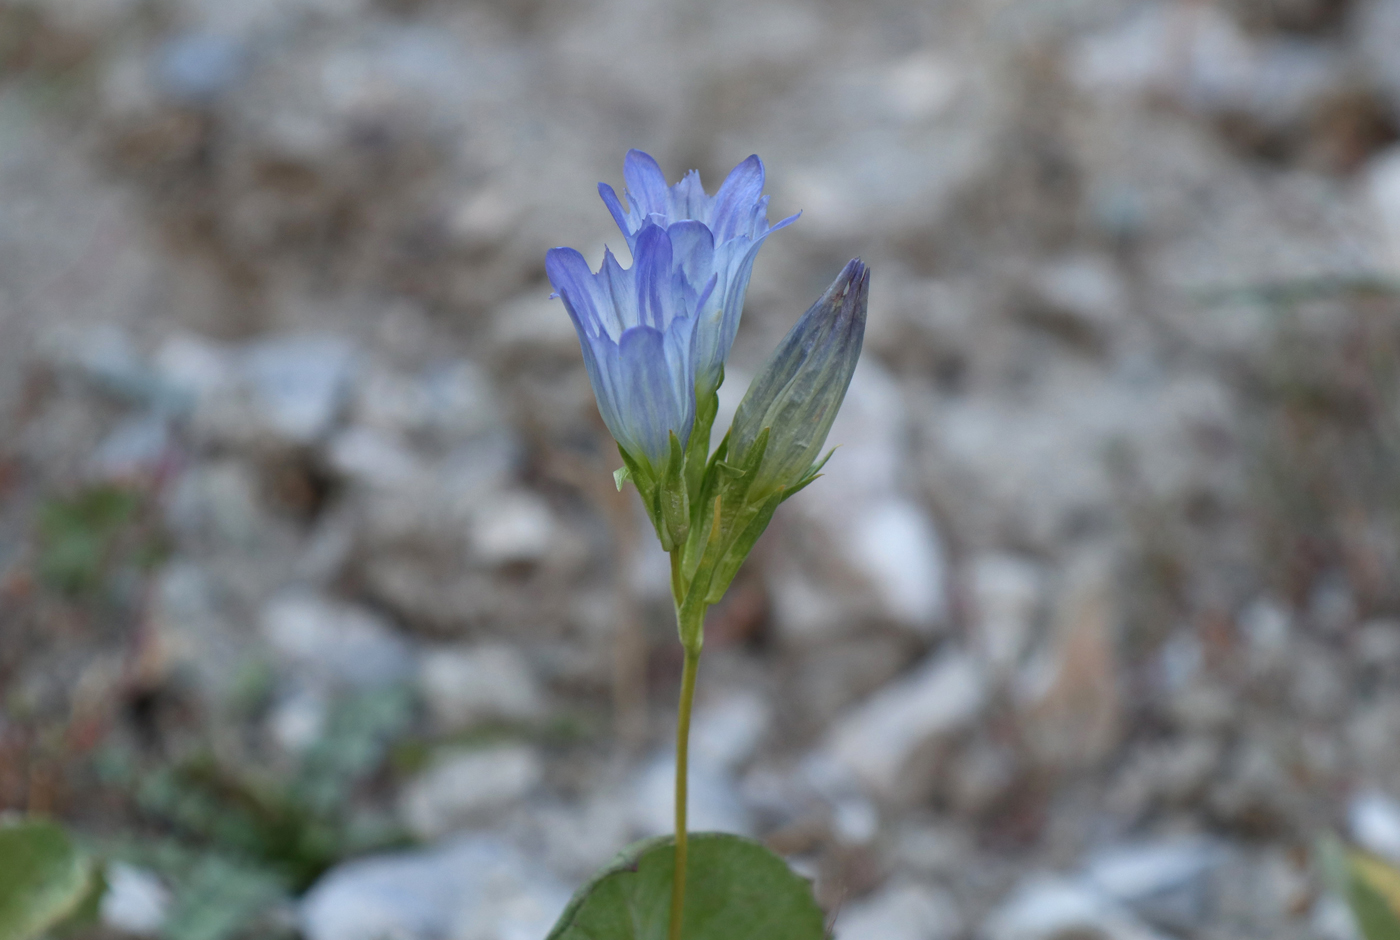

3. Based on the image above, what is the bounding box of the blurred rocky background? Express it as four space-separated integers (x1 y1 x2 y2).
4 0 1400 937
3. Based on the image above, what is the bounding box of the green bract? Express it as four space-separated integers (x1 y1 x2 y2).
663 259 869 632
729 258 868 501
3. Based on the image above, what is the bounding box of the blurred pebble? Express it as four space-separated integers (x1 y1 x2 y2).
1083 838 1226 933
633 752 751 837
300 834 569 940
154 33 245 104
1350 790 1400 865
241 336 357 445
470 491 556 566
969 553 1045 675
268 685 329 753
400 746 543 839
92 413 171 478
984 877 1171 940
260 590 417 689
100 863 171 937
327 426 424 489
824 651 987 803
419 643 545 732
690 691 771 771
831 796 880 846
1368 145 1400 276
836 881 963 940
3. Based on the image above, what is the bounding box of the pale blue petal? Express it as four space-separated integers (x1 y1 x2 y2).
545 247 606 338
581 332 626 440
624 150 670 218
665 220 715 289
597 246 635 336
598 183 631 238
632 224 674 332
672 170 709 222
709 155 764 242
616 325 690 463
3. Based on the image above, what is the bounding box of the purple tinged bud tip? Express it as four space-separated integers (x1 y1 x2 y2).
728 259 868 495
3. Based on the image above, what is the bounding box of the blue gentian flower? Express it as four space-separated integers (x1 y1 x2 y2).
546 224 716 472
598 150 797 398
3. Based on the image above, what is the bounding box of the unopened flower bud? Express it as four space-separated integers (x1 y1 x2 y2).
728 259 868 497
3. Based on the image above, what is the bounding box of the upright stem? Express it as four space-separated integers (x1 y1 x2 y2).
669 636 701 940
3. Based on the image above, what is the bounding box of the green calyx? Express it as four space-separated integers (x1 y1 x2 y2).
612 371 838 649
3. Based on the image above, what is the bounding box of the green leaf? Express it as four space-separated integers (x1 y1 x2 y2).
1319 836 1400 940
546 832 825 940
614 466 632 491
159 854 286 940
1349 852 1400 940
0 818 95 940
1352 875 1400 940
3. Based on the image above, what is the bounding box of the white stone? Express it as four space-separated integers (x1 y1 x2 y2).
241 336 356 443
838 882 962 940
419 644 545 731
893 823 972 877
847 497 948 631
470 491 556 565
984 878 1171 940
1031 255 1128 343
300 834 570 940
490 291 581 360
531 793 636 880
1369 146 1400 277
769 563 858 643
690 691 771 771
1351 791 1400 865
146 562 247 702
165 459 268 547
1311 894 1363 940
93 414 171 478
422 360 500 443
1072 3 1338 125
1084 839 1226 932
328 426 425 489
100 863 170 936
825 651 987 802
354 360 499 445
1357 619 1400 667
155 32 245 103
63 323 152 402
832 796 880 846
633 753 750 837
260 591 416 689
1240 597 1293 675
450 186 523 247
400 746 543 839
452 870 572 940
1360 0 1400 112
880 51 961 121
268 686 329 753
970 553 1045 673
1015 555 1123 769
152 333 233 411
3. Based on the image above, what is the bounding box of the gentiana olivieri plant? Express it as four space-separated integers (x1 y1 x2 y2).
545 150 866 940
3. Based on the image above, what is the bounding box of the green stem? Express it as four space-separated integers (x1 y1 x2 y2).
669 621 702 940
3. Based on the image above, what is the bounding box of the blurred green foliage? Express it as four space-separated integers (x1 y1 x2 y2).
35 483 167 599
87 685 416 940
